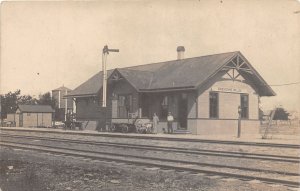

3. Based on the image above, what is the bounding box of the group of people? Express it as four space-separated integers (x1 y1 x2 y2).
152 111 174 134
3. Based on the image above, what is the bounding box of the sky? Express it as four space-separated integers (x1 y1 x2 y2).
1 0 299 111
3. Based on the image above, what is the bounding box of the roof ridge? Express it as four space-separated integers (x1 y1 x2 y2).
118 67 154 73
84 51 239 78
124 51 239 71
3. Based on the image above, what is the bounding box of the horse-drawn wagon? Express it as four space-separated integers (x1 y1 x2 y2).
110 113 153 133
63 112 83 130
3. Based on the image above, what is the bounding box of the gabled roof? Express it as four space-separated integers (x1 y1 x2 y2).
68 51 275 97
117 68 154 90
142 52 235 90
18 105 55 113
67 70 113 97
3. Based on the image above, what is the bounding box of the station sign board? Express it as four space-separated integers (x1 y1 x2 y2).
211 87 247 94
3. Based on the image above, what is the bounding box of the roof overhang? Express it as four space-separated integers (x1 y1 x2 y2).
236 53 276 96
64 94 97 98
139 86 195 93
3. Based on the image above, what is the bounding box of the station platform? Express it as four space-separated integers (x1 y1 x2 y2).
1 127 300 145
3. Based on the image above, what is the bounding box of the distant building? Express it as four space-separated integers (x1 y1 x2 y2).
52 86 73 121
7 105 54 127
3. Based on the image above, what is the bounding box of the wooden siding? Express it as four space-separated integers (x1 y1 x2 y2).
76 79 139 121
76 97 106 120
197 75 259 120
249 93 259 119
110 79 139 118
6 114 20 127
197 90 210 118
188 119 259 135
22 112 53 127
219 92 240 119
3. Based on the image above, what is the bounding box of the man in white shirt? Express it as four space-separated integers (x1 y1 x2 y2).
167 112 174 134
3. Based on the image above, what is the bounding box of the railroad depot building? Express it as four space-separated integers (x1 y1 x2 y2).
67 48 275 135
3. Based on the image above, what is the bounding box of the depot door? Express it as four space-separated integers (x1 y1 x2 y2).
178 94 188 129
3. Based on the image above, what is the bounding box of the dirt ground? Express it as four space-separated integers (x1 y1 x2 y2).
0 147 296 191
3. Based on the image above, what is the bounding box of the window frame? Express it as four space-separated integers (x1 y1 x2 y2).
209 92 219 119
240 94 249 119
117 94 133 118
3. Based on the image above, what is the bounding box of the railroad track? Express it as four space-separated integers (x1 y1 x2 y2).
1 133 299 163
1 128 300 149
0 134 299 188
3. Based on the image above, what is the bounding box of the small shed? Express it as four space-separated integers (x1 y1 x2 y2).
13 105 55 127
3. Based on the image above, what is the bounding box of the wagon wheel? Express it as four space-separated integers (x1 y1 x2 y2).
70 122 76 130
110 124 117 132
146 126 152 134
122 124 129 133
135 120 142 133
61 122 65 129
136 126 142 133
135 125 140 133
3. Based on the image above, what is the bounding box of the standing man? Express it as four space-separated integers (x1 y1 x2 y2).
152 113 159 134
167 112 174 134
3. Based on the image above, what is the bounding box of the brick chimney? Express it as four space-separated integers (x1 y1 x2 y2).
177 46 185 60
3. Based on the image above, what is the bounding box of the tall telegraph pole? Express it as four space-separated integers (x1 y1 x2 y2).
0 95 2 126
102 45 119 107
101 45 119 131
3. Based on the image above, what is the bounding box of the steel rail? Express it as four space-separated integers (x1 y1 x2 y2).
1 133 299 163
0 141 300 176
1 128 300 149
2 139 299 176
1 141 299 188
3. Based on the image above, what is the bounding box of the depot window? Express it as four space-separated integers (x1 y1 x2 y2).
118 94 133 118
209 92 219 118
240 94 249 119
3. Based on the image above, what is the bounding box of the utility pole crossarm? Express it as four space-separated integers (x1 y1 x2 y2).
107 49 119 52
103 45 119 54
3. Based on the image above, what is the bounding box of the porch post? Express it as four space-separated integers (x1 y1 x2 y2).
237 106 242 138
138 93 142 118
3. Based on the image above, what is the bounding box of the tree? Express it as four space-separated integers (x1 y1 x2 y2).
273 107 290 121
37 92 60 120
0 89 37 119
1 90 21 118
37 92 56 109
18 95 38 105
